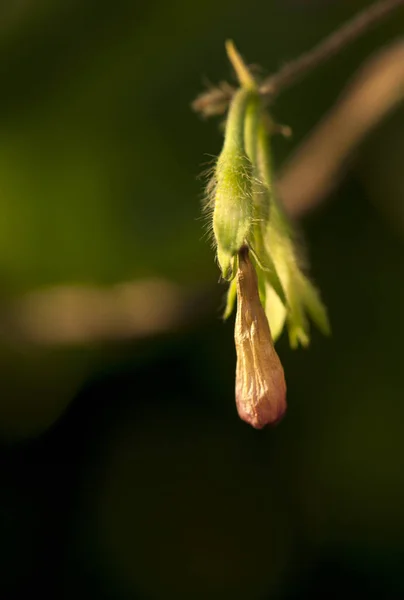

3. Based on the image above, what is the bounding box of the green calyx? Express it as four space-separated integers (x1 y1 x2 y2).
211 86 257 280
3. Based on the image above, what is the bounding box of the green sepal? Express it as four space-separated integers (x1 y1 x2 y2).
223 276 238 320
265 283 287 342
296 271 331 337
249 241 286 306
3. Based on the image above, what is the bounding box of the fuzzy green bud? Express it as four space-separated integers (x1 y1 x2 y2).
212 88 255 280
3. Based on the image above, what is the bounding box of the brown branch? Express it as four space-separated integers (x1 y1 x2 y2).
276 40 404 218
261 0 404 96
192 0 404 117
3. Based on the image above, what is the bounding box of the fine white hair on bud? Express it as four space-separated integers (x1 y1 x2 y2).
210 87 256 280
235 247 287 428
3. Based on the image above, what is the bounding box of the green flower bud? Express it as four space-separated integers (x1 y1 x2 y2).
213 151 253 279
211 88 256 280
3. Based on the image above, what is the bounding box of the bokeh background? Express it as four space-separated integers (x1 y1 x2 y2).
1 1 404 598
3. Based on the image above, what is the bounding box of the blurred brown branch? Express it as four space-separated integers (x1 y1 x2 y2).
277 39 404 217
192 0 404 117
0 279 214 346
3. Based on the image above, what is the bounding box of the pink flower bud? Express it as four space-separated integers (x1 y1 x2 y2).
235 248 287 428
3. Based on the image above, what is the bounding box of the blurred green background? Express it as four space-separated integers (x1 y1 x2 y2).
1 1 404 598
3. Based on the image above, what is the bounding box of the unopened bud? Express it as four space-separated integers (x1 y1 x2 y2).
235 248 287 428
213 151 253 279
211 88 255 280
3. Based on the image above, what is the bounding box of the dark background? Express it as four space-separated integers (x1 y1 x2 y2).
1 1 404 598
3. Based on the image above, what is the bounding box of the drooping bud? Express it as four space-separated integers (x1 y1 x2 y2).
234 247 287 428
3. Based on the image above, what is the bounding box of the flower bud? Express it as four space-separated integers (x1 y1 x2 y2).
213 152 253 279
235 248 287 428
211 88 255 280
